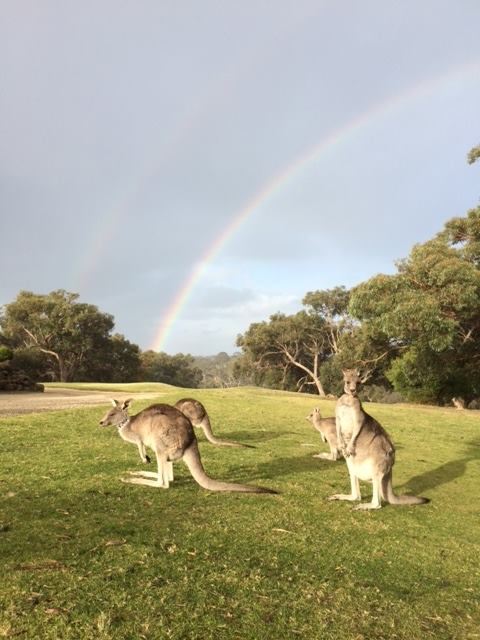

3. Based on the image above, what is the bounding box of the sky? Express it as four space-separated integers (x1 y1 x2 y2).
1 1 479 356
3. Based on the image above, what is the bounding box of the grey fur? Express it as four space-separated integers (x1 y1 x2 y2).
175 398 253 448
99 399 276 494
329 370 429 510
306 407 343 460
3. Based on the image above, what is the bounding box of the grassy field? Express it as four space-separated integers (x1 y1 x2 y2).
45 382 180 394
0 386 479 640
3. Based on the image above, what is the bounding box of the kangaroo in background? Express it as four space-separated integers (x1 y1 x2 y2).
174 398 252 448
330 370 429 510
452 397 466 410
99 399 276 494
306 407 342 460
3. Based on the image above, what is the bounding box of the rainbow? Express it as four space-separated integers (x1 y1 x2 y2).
149 58 480 352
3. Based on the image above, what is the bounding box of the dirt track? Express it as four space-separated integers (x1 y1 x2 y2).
0 388 163 417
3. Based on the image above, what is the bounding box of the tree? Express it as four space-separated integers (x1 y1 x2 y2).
350 212 480 403
302 286 352 355
139 351 202 388
237 311 329 395
76 333 141 382
193 352 243 388
441 205 480 266
236 287 379 396
1 290 115 382
467 143 480 165
302 285 395 391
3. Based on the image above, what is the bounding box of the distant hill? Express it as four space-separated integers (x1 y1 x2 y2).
193 352 242 387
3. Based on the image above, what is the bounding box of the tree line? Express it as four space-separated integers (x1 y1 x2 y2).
1 205 478 401
0 289 203 387
1 146 478 402
234 204 480 405
234 146 480 404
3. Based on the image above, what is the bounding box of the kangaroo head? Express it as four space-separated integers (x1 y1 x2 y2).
342 369 361 396
99 398 132 427
306 407 321 422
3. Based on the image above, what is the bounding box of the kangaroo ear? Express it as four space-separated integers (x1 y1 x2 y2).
122 398 132 410
111 399 119 407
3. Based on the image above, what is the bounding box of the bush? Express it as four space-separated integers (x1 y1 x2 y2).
359 384 405 404
10 349 50 380
0 346 13 363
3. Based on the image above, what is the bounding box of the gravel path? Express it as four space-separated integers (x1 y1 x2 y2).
0 388 163 417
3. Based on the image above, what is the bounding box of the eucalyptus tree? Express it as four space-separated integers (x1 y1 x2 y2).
350 209 480 403
1 290 115 382
139 350 202 388
237 309 333 396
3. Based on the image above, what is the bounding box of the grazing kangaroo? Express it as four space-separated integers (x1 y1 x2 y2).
306 408 342 461
99 399 276 494
329 370 429 510
174 398 252 448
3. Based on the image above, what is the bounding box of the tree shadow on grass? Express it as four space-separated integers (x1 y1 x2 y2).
398 441 480 494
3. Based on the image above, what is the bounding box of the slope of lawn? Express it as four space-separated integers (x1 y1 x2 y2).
45 382 179 394
0 385 479 639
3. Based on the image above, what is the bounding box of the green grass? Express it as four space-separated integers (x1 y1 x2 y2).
1 386 479 639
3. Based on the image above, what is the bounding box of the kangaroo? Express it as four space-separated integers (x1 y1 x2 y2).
306 407 342 460
329 370 429 510
452 397 466 410
99 399 276 494
174 398 253 448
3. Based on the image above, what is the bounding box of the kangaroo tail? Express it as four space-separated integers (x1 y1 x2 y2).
182 441 277 494
199 416 255 449
382 469 429 506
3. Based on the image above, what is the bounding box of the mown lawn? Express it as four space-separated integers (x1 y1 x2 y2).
0 386 479 639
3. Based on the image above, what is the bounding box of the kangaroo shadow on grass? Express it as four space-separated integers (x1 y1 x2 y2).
198 429 286 445
398 441 480 495
251 452 338 481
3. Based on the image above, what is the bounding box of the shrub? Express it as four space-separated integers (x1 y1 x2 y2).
0 346 13 363
359 384 405 404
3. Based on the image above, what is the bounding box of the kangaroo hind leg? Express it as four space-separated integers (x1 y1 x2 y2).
121 451 170 488
329 462 361 502
354 473 382 510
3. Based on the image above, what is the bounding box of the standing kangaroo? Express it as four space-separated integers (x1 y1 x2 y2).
174 398 252 448
306 407 342 461
99 399 276 494
329 370 428 510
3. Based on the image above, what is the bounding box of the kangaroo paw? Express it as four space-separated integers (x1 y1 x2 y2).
121 477 169 488
128 471 158 479
353 502 382 511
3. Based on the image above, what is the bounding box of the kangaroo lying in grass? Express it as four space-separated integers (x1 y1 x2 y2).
306 407 342 460
174 398 252 448
329 370 429 510
99 399 277 494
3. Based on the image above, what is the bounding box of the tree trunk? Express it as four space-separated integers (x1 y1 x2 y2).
280 346 326 396
58 356 69 382
313 376 326 397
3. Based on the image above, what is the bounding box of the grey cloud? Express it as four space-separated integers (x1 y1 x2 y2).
1 2 480 354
